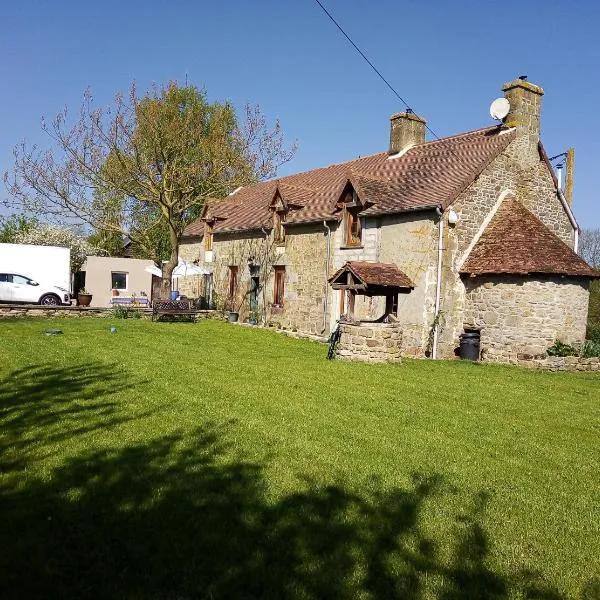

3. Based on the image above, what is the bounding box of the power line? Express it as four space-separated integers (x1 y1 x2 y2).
312 0 443 140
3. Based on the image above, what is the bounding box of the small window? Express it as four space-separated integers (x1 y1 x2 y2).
204 223 213 251
345 208 362 247
111 272 128 291
228 266 238 299
0 274 12 283
13 275 30 285
273 211 286 244
273 266 285 307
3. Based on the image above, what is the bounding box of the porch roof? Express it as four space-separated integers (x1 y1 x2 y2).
329 261 414 292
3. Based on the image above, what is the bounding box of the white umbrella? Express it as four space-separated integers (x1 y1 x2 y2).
173 261 211 277
144 265 162 277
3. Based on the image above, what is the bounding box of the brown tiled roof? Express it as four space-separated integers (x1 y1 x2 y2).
460 198 600 278
329 261 414 290
183 126 516 237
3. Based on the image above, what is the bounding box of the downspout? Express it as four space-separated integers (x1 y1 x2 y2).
321 220 331 333
557 189 579 253
261 227 269 324
432 207 444 359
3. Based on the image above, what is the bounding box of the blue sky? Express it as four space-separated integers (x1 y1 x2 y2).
1 0 598 227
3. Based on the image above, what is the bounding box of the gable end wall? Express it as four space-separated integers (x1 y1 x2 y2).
438 136 577 357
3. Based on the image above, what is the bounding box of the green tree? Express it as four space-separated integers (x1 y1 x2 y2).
4 82 296 297
0 214 38 243
579 228 600 335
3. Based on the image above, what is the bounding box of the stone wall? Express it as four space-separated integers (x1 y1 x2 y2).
463 275 589 363
180 225 334 333
0 304 220 321
336 322 402 363
330 211 438 356
0 305 120 319
511 355 600 372
270 224 332 334
437 130 577 358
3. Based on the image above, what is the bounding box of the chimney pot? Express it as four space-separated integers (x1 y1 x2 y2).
389 111 426 155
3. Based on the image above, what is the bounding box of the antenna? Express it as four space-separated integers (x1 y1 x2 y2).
489 97 510 121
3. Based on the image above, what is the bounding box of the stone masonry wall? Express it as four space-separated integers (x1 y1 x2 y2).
437 132 576 358
336 322 402 362
513 355 600 372
330 211 438 356
269 224 332 334
180 224 333 333
463 275 589 363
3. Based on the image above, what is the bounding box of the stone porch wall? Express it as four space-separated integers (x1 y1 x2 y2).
336 322 402 362
463 275 589 363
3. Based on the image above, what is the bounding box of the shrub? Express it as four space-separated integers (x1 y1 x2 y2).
111 306 142 319
546 340 577 357
586 325 600 343
580 340 600 358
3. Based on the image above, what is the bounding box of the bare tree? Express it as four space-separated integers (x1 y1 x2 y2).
579 228 600 268
4 82 296 297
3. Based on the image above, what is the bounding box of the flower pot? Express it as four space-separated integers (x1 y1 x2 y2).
112 289 120 297
248 318 257 325
228 311 239 323
78 293 92 307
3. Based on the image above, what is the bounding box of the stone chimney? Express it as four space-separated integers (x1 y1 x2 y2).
389 111 426 155
502 77 544 139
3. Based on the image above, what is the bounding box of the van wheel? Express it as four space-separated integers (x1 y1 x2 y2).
40 294 60 306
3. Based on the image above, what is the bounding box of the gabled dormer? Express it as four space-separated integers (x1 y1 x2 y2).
334 178 366 248
270 187 288 244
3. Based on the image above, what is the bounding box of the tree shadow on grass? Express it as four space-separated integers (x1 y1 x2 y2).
0 419 581 600
0 362 148 475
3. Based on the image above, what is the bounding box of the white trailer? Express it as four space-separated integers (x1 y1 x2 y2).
0 243 72 305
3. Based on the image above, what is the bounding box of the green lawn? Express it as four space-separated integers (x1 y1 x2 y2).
1 318 599 599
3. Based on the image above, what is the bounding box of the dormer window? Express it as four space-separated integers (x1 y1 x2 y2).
273 209 286 244
271 192 287 245
345 207 362 247
336 185 363 247
204 222 213 251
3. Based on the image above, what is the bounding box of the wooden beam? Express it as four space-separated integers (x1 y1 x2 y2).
330 283 367 290
348 290 356 320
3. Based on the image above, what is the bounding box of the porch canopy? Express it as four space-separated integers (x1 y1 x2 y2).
329 261 414 321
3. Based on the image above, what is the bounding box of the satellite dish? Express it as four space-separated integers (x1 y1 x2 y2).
490 97 510 120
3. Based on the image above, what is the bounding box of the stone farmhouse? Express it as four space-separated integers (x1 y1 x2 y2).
179 77 599 362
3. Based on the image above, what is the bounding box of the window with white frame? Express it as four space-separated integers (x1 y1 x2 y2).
111 271 128 291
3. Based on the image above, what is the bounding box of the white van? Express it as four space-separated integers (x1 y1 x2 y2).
0 272 71 305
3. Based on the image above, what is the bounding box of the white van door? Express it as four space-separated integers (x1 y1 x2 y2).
0 274 13 301
11 274 40 303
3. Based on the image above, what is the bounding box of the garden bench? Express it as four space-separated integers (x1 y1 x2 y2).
151 299 201 321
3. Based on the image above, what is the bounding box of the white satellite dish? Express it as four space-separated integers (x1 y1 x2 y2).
489 97 510 120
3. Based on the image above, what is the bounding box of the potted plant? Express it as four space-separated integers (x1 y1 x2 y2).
77 288 93 307
225 298 239 323
248 309 259 325
112 289 120 297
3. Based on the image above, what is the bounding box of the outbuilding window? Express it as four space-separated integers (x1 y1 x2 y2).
111 271 128 291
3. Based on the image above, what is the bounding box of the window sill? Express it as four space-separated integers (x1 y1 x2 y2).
340 245 364 250
270 304 285 313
